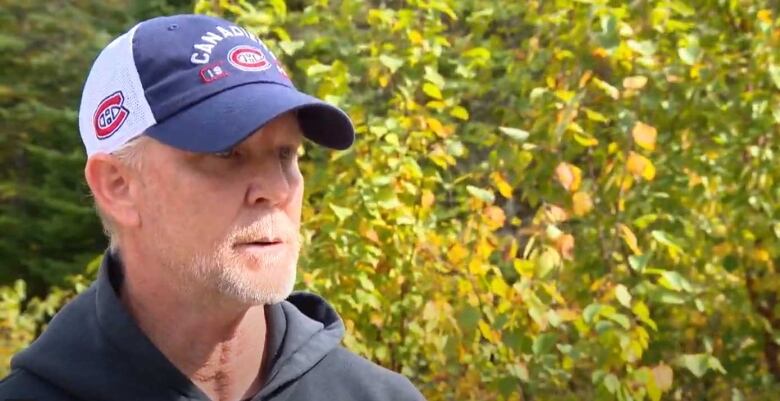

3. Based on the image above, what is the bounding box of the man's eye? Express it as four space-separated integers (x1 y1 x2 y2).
212 148 238 159
279 146 296 160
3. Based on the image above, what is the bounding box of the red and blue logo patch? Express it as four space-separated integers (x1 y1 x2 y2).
93 91 129 139
227 45 271 72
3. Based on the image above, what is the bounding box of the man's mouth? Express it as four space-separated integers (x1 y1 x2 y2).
237 239 283 246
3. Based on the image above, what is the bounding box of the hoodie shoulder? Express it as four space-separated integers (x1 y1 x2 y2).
0 369 78 401
286 346 425 401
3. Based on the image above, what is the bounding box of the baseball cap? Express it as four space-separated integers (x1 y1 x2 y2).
78 14 354 157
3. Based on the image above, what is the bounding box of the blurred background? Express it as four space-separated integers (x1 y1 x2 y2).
1 0 780 400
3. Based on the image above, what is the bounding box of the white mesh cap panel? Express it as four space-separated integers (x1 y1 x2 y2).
78 24 156 157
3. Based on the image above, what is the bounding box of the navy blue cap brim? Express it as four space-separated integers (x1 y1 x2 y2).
144 82 355 152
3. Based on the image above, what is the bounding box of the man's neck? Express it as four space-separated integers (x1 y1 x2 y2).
116 250 267 401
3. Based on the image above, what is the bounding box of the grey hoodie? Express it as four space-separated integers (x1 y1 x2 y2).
0 252 425 401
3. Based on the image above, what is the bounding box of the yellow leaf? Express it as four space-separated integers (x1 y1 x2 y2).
623 76 648 90
490 276 510 297
542 282 566 304
491 172 513 198
557 309 579 321
556 234 575 261
448 243 468 264
573 132 599 147
514 259 535 277
758 9 773 23
712 242 732 257
632 121 658 151
421 189 435 210
618 223 642 255
423 82 443 100
545 204 569 223
484 206 506 230
592 77 620 100
572 191 593 216
426 117 447 137
627 151 656 181
450 105 470 120
752 248 771 262
378 74 390 88
407 29 423 44
469 259 487 276
584 108 609 123
478 320 499 343
425 100 446 110
555 162 582 192
592 47 609 58
652 363 674 391
578 70 593 88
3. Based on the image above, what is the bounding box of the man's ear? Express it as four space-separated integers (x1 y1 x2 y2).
84 154 141 229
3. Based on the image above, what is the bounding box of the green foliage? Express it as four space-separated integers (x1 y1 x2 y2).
0 0 195 290
2 0 780 400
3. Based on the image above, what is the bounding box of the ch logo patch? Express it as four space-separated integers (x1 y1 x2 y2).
93 91 129 140
227 45 271 72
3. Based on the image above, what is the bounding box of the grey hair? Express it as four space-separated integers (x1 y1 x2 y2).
94 135 151 251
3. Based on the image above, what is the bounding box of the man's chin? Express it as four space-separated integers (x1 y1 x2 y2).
215 262 297 305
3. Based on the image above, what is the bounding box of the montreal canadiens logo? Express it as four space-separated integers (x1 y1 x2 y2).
227 45 271 72
93 91 129 140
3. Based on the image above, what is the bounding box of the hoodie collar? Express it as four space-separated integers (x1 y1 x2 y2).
13 250 345 401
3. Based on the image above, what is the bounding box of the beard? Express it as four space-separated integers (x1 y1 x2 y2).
151 216 300 306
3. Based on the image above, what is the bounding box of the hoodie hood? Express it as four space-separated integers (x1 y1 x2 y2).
10 251 345 401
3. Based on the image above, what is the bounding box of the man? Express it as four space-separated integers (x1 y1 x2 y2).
0 14 425 401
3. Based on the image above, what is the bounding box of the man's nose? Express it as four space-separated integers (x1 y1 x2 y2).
245 158 294 206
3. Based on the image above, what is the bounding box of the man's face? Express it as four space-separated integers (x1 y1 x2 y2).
134 112 304 305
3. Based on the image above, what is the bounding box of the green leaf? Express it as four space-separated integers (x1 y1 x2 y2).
498 126 529 141
651 230 684 254
424 66 446 88
306 63 332 76
678 35 701 65
466 185 495 203
658 271 693 292
328 203 353 221
464 47 491 60
278 40 305 55
658 292 686 305
532 333 557 355
583 303 601 323
607 313 631 329
629 254 650 272
603 373 620 393
632 301 658 331
616 284 632 308
457 306 481 334
379 55 404 73
679 354 709 378
537 247 561 278
769 64 780 90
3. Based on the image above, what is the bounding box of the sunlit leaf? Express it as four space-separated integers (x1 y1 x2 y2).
555 162 582 192
466 185 495 203
422 82 442 99
632 121 658 151
623 76 648 89
618 223 642 255
498 126 529 141
615 284 632 308
572 191 593 216
627 151 656 180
